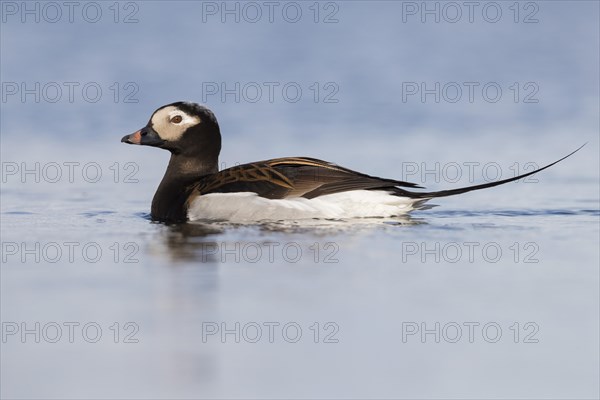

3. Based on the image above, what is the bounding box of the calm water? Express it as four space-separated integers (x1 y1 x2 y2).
1 139 598 399
2 0 599 398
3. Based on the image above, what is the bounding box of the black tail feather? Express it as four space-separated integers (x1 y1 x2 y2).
407 144 586 199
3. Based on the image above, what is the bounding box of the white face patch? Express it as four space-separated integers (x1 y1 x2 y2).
150 106 202 142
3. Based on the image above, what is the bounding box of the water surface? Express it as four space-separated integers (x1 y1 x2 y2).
1 1 599 398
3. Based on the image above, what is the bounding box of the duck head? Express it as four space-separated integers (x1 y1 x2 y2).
121 101 222 166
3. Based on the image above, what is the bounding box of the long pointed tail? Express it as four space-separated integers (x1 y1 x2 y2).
408 144 586 199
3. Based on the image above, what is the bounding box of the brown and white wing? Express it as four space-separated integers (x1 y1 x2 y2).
191 157 422 200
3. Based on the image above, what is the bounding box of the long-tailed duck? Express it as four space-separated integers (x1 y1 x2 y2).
121 101 582 223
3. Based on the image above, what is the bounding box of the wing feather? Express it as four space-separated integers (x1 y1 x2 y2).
191 157 421 199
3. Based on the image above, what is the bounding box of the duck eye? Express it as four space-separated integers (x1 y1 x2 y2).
170 115 183 124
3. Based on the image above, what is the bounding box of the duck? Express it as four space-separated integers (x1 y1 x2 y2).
121 101 583 223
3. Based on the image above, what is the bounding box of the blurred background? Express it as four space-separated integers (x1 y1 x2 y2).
1 1 599 399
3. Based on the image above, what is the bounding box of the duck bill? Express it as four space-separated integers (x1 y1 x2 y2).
121 126 165 147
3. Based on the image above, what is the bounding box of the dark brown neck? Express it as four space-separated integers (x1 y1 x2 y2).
151 154 218 222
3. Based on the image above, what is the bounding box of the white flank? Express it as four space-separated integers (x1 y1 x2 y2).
187 190 427 222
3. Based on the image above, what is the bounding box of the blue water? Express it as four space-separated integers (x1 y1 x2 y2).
1 1 599 398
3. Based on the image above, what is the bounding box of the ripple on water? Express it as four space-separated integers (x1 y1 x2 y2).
78 211 117 218
420 208 599 218
135 212 153 221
